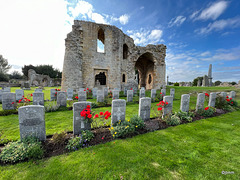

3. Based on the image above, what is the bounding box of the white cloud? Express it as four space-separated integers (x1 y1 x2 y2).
127 29 163 46
92 13 107 24
195 16 240 34
0 0 72 73
69 0 93 19
193 1 229 21
168 16 186 27
119 14 130 25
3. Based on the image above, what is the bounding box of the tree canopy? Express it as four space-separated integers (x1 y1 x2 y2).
0 55 11 74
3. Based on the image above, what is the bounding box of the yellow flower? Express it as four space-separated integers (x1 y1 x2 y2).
111 127 114 130
108 128 111 131
136 126 138 128
113 135 115 137
115 132 117 134
127 120 130 122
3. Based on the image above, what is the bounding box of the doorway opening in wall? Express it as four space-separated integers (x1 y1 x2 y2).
95 72 106 85
135 52 154 89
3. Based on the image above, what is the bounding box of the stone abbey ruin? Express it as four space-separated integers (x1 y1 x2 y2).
61 20 167 92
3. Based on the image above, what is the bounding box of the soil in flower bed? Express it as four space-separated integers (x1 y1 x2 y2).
0 108 228 164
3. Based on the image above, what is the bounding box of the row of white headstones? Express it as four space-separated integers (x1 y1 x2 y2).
17 89 236 141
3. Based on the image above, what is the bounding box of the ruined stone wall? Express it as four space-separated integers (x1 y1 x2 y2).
61 20 167 92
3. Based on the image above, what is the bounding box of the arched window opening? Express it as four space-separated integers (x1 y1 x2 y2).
123 44 128 59
122 74 126 83
95 72 106 85
97 28 105 53
148 74 152 84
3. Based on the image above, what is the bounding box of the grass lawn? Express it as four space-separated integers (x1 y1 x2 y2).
0 86 239 143
0 110 239 179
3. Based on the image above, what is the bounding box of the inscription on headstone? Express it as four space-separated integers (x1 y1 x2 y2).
97 90 104 102
111 99 126 124
196 93 205 111
15 89 24 101
2 92 16 110
127 90 133 102
67 88 74 100
50 89 57 101
163 96 173 117
18 105 46 141
229 91 236 100
208 92 216 107
180 94 190 112
73 102 92 135
151 89 156 102
33 92 44 106
170 88 175 99
139 89 145 98
112 90 119 100
92 88 98 99
78 91 87 101
139 97 151 121
57 91 67 107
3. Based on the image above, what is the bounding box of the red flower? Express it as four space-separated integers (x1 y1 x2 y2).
231 102 233 104
86 105 91 109
55 89 57 91
205 107 209 110
100 112 103 116
94 114 99 118
226 96 229 98
11 102 14 104
22 95 24 97
30 94 33 96
226 99 230 102
84 89 86 91
166 102 168 105
160 92 162 94
87 88 89 90
230 98 232 100
102 137 104 140
205 93 209 97
104 111 109 116
157 103 159 106
104 116 109 120
89 90 91 92
87 114 92 118
57 89 60 91
86 110 91 115
131 88 133 90
18 99 22 103
75 96 78 99
158 107 162 111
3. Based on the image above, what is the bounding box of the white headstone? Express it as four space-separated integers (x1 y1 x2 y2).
139 97 151 121
2 92 16 110
78 91 87 101
57 91 67 107
127 90 133 102
208 92 216 107
67 88 74 100
33 92 44 106
111 99 126 125
97 90 104 102
112 90 119 100
180 94 190 112
163 96 173 117
196 93 205 111
15 89 24 101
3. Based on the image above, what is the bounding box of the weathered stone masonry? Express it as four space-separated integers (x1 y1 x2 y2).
61 20 167 92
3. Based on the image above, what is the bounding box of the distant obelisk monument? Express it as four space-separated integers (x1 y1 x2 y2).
167 76 169 85
208 64 212 86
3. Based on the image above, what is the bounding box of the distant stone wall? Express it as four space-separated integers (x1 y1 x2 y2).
61 20 167 92
28 69 53 87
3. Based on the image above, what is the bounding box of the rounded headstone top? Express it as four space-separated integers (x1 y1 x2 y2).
18 105 45 110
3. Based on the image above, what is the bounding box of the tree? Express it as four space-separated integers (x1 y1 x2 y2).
214 80 221 86
22 64 36 77
22 64 61 78
0 73 9 82
0 55 11 74
230 81 237 85
9 71 23 79
193 76 203 86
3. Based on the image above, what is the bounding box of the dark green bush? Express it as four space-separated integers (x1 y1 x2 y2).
175 111 193 122
0 109 18 116
198 107 216 117
174 82 179 86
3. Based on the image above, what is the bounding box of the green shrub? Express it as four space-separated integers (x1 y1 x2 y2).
45 101 60 112
0 109 18 116
51 131 68 146
0 136 44 163
198 107 216 117
110 115 144 139
66 130 94 151
175 111 193 122
166 115 181 126
81 130 94 142
174 82 179 86
91 102 98 108
129 115 145 130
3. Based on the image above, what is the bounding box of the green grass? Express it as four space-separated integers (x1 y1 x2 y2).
1 86 239 143
0 110 239 179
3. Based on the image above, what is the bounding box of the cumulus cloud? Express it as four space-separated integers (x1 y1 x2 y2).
127 29 163 46
168 16 186 27
195 16 240 34
67 0 130 25
119 14 130 25
191 1 229 21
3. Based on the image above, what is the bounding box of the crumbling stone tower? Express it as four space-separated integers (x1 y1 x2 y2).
61 20 167 92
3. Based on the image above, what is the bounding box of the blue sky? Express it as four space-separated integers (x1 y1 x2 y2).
0 0 240 83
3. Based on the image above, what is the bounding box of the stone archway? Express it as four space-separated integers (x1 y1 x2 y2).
135 52 154 89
